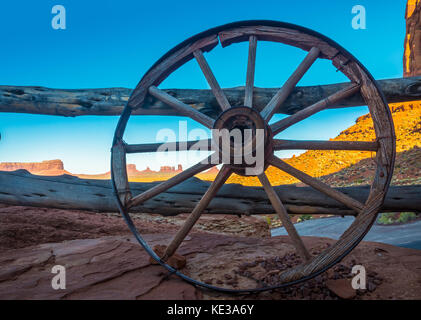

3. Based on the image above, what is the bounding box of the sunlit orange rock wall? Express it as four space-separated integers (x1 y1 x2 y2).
404 0 421 76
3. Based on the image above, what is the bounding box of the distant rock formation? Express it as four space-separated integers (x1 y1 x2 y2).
203 166 219 175
125 164 183 176
0 159 68 175
404 0 421 76
159 165 183 173
0 159 187 180
141 166 154 174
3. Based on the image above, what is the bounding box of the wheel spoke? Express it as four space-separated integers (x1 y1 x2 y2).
125 139 213 154
271 83 360 134
273 139 378 151
260 47 320 121
162 165 232 261
258 173 311 261
127 155 216 209
148 86 214 128
193 49 231 111
269 156 364 213
244 35 257 108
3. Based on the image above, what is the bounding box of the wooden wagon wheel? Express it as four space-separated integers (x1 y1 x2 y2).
111 21 395 293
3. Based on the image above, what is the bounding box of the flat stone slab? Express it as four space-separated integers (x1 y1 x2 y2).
0 233 420 299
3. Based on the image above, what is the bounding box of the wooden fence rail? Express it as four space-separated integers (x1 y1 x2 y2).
0 170 419 215
1 77 421 118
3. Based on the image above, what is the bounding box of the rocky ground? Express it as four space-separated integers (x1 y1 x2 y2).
0 204 420 300
320 146 421 187
0 204 269 252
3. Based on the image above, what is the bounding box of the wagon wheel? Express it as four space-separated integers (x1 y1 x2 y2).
111 21 395 293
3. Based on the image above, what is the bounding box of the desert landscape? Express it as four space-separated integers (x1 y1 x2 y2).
1 99 419 187
0 1 421 302
0 99 420 299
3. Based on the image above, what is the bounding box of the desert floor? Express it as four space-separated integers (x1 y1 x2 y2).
0 204 420 300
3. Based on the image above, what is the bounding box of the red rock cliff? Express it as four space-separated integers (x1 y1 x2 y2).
404 0 421 76
0 160 64 173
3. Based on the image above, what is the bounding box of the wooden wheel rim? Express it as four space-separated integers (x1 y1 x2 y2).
111 20 395 293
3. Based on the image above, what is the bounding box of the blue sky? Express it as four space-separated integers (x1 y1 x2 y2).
0 0 407 173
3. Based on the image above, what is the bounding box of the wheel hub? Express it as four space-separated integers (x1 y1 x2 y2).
212 106 273 176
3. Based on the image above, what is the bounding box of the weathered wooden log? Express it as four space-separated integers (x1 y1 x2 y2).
0 170 419 216
1 76 421 118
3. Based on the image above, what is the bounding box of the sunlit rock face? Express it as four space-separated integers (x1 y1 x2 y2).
404 0 421 77
0 159 67 175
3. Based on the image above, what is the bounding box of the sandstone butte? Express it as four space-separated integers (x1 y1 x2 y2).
0 159 70 176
